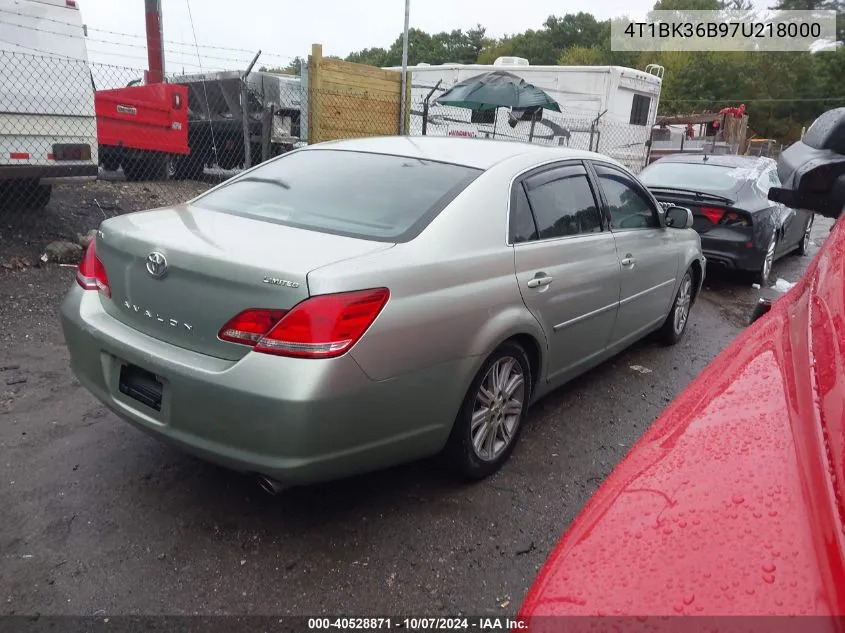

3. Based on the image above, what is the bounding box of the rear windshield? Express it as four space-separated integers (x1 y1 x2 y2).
639 162 750 193
192 149 482 242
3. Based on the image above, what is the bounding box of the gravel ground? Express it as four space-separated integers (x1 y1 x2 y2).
0 175 216 265
0 185 833 618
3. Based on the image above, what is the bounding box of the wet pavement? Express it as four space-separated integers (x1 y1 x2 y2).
0 217 833 617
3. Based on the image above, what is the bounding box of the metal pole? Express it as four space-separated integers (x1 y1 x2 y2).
421 79 442 136
399 0 410 135
144 0 165 83
241 50 262 170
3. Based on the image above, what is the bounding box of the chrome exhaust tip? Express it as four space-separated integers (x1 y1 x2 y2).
256 475 287 496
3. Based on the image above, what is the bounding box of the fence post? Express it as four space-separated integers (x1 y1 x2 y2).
261 105 273 162
403 70 412 135
241 50 262 170
308 43 323 145
241 82 252 169
421 80 442 136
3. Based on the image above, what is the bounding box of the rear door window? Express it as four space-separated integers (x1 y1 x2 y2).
522 165 603 240
510 183 538 243
192 149 482 242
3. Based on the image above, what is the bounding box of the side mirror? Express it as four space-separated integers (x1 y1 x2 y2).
768 107 845 219
665 206 693 229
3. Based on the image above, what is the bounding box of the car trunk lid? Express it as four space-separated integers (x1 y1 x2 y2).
95 204 393 361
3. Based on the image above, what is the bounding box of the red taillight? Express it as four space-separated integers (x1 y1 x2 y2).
700 206 725 224
76 238 111 297
66 0 78 8
218 288 390 359
219 308 288 345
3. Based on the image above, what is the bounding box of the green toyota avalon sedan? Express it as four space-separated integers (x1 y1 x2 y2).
60 136 705 493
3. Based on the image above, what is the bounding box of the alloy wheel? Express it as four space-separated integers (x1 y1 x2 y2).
470 356 525 462
673 273 692 335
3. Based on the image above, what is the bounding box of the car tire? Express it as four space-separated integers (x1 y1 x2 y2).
443 341 532 481
121 159 146 182
101 154 121 172
756 231 777 287
795 216 814 256
5 180 52 209
659 269 694 345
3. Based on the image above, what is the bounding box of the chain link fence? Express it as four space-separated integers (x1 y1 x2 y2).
406 98 653 174
2 49 655 265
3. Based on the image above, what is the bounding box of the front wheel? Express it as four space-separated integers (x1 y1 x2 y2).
443 341 532 481
795 216 814 256
659 269 693 345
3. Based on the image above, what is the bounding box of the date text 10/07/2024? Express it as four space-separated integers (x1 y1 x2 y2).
307 617 528 631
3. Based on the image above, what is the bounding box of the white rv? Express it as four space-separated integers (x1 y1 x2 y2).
385 58 664 173
0 0 98 208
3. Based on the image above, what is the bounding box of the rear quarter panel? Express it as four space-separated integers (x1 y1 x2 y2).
676 228 705 291
307 156 550 387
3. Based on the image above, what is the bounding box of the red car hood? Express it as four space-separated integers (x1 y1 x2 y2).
521 217 845 622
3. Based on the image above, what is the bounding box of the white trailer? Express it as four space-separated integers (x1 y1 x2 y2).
385 58 664 173
0 0 99 208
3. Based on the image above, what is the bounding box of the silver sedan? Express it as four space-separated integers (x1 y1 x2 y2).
60 136 705 491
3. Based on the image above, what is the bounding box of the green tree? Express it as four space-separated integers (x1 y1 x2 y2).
652 0 720 9
559 45 611 65
345 47 391 67
544 12 607 50
259 55 305 75
345 26 493 67
769 0 838 8
770 0 845 40
477 29 557 64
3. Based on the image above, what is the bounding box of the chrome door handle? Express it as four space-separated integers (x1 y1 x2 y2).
621 255 636 268
527 275 553 288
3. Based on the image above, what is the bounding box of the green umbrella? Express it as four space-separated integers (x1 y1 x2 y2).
434 71 560 140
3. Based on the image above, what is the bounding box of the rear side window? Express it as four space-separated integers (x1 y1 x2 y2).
523 166 603 240
510 183 538 243
192 149 482 242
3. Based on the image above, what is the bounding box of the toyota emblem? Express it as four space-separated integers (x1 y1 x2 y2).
146 251 168 279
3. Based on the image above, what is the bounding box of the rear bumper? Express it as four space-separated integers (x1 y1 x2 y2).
60 287 472 485
700 235 763 272
0 163 98 183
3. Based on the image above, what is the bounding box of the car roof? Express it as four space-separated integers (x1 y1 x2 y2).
650 152 775 172
305 136 619 171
